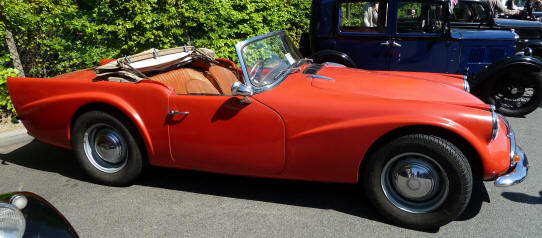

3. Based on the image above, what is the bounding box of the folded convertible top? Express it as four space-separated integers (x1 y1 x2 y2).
94 46 216 83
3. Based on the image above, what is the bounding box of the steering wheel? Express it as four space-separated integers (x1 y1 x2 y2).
248 60 264 84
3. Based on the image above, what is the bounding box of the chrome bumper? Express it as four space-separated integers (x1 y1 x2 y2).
494 146 529 187
494 115 529 187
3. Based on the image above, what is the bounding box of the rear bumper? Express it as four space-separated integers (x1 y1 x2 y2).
494 146 529 187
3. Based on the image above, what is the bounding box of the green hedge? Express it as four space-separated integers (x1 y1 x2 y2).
0 0 312 112
0 68 18 113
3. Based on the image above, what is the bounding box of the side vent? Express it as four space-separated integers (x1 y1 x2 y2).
468 48 485 63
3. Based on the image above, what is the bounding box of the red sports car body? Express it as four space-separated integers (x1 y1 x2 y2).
7 31 528 229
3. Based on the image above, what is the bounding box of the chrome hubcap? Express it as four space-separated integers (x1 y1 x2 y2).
392 159 440 202
83 124 127 173
381 153 449 213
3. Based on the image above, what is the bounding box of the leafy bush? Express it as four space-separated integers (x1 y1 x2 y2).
1 0 312 78
0 68 18 113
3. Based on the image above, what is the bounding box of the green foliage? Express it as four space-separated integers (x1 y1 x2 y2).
340 2 369 27
0 0 312 112
1 0 312 78
0 68 18 113
398 2 421 19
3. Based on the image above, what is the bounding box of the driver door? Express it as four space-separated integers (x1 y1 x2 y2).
167 94 285 175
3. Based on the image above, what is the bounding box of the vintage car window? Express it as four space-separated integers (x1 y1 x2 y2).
506 0 527 10
451 2 489 22
396 0 445 34
338 0 388 33
241 34 300 88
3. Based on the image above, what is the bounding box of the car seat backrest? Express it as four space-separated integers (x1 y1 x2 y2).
151 68 219 95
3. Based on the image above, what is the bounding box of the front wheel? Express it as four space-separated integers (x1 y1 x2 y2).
485 68 542 117
363 134 472 230
71 110 146 186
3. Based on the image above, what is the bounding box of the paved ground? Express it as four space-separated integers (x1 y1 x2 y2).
0 109 541 237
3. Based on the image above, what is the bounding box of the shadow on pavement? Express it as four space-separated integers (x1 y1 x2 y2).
501 191 542 204
457 181 490 221
1 140 490 232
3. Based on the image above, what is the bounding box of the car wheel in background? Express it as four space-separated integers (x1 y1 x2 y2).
487 68 542 117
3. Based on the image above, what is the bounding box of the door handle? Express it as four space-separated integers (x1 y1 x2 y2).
392 41 402 47
168 110 190 115
380 41 390 46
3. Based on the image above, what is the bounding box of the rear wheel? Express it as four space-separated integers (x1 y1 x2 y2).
363 134 472 229
485 68 542 117
71 110 146 186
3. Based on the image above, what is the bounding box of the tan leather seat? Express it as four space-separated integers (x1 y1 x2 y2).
208 65 239 95
151 68 219 95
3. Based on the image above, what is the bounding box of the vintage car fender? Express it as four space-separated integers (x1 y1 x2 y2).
7 75 172 159
310 50 357 68
21 91 154 154
470 55 542 88
516 39 542 56
290 111 507 182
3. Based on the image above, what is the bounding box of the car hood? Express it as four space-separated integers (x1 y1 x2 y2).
494 18 542 29
309 66 487 108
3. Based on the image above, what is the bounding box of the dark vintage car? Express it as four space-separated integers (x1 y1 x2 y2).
303 0 542 116
0 192 78 238
452 0 542 56
497 0 542 21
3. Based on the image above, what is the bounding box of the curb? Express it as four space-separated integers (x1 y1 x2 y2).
0 128 34 147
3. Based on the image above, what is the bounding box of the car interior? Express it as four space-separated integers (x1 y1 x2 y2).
95 47 243 96
149 60 241 96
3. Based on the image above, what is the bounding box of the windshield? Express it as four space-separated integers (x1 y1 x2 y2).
236 31 301 89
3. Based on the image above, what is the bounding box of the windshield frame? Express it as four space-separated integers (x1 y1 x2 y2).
235 31 301 93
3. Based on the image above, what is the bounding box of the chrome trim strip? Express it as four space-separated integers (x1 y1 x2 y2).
490 105 499 142
324 62 346 67
499 115 516 167
495 146 529 187
464 79 470 92
308 74 335 81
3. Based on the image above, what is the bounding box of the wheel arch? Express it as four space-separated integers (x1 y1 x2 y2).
69 102 153 158
310 50 357 68
516 40 542 57
359 125 484 181
472 55 542 90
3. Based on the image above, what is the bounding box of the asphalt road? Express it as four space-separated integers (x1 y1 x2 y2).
1 109 541 237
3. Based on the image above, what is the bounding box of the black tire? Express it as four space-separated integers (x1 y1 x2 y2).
362 134 472 230
71 110 146 186
484 67 542 117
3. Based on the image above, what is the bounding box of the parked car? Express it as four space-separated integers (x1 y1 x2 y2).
0 192 78 238
497 0 542 21
7 31 528 229
452 0 542 57
305 0 542 116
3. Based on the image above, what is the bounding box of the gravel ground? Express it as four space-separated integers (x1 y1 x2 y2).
0 109 541 237
0 113 25 134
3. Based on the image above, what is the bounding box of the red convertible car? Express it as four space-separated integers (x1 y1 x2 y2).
7 31 528 229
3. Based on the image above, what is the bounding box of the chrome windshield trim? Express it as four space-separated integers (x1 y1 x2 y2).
234 31 298 94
